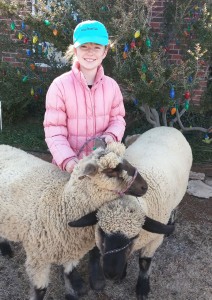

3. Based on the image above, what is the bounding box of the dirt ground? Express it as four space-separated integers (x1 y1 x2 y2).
0 152 211 300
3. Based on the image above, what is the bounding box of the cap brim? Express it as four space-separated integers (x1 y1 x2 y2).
74 36 108 48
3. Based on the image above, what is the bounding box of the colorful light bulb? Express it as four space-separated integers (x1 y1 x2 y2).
33 35 38 44
30 63 35 70
124 43 129 52
169 86 175 99
30 87 34 96
18 32 23 40
171 107 176 115
134 30 140 38
145 38 151 48
23 37 28 44
123 52 127 59
141 64 147 73
130 39 136 49
21 21 25 30
53 29 58 36
26 49 31 56
184 100 190 110
10 21 15 31
22 75 28 82
44 20 51 26
184 91 191 99
140 73 146 81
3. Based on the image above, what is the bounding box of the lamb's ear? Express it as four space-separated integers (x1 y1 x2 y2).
94 138 107 149
142 216 175 235
102 163 123 178
68 210 98 227
78 163 98 180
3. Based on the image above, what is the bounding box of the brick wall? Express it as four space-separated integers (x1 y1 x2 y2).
150 0 208 105
0 0 209 105
0 0 30 66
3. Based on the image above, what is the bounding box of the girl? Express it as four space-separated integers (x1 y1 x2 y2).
43 20 126 173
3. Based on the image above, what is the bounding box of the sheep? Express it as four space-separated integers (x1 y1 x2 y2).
69 126 193 300
0 142 148 300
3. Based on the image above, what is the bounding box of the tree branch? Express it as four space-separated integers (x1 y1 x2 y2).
176 110 211 133
139 104 157 127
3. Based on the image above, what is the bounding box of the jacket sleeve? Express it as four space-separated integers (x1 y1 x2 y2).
103 80 126 142
43 79 77 170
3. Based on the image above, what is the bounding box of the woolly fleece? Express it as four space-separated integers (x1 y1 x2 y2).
96 127 192 255
0 142 133 286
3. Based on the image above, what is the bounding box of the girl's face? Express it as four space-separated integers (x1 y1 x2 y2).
74 43 108 72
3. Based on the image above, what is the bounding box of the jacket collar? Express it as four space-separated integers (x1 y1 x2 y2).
72 60 104 88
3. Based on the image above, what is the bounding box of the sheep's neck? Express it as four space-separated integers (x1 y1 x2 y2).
63 177 117 220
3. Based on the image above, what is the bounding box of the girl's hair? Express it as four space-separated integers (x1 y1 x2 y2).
64 45 76 64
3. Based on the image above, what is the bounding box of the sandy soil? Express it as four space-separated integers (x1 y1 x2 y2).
0 153 211 300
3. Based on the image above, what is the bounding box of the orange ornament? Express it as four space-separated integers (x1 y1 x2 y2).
53 29 58 36
123 52 127 59
171 107 177 115
30 63 36 70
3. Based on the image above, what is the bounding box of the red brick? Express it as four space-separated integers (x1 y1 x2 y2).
169 49 180 54
171 54 182 60
151 22 161 29
194 90 204 96
199 81 207 87
2 57 16 62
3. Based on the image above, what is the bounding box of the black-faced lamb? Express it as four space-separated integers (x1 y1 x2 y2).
0 142 148 300
69 126 193 300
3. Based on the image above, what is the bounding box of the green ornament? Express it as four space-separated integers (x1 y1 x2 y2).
44 20 51 26
10 21 16 31
145 38 151 48
22 75 28 83
100 6 108 11
141 64 147 73
184 100 189 110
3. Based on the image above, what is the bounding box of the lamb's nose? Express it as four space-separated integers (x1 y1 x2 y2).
141 184 148 194
104 271 120 281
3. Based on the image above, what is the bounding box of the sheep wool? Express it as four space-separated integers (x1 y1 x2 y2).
124 126 192 223
96 126 192 252
93 127 193 300
0 141 146 300
97 197 146 238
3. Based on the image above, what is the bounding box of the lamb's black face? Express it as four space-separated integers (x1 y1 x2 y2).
103 159 148 197
98 227 137 280
121 159 148 197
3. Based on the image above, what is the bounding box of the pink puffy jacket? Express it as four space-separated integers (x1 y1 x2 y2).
43 61 126 170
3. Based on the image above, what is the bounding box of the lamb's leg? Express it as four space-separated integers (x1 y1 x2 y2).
0 238 13 258
64 261 87 299
136 257 152 300
136 236 163 300
25 258 50 300
89 245 105 290
166 207 178 237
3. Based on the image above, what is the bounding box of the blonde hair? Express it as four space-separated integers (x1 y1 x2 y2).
64 45 76 64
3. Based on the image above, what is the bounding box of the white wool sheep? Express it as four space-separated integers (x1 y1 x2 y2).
69 126 193 300
0 143 147 300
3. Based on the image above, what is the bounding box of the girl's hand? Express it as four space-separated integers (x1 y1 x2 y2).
101 135 114 144
65 158 79 173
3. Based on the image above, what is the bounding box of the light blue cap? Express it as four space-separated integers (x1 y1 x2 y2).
73 20 109 48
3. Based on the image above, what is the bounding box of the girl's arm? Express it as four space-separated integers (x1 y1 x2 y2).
43 81 77 170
